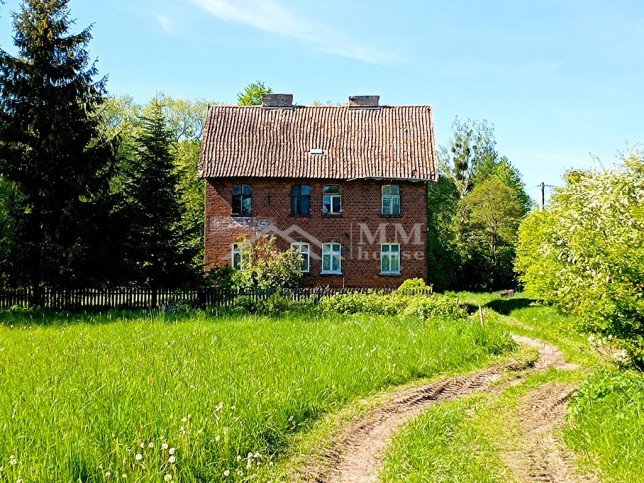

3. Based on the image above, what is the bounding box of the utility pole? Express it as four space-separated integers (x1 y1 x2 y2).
540 182 545 211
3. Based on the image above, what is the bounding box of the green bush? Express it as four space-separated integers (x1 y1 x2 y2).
228 292 315 315
319 291 466 320
397 278 430 291
515 152 644 366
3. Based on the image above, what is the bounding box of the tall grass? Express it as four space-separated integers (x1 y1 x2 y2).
0 310 513 482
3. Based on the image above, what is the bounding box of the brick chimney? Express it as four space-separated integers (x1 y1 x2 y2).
348 95 380 108
262 93 293 108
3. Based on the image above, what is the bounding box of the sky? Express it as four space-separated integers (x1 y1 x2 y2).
1 0 643 199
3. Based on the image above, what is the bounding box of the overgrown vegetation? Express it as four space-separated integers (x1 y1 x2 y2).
516 152 644 366
0 309 513 482
429 118 532 291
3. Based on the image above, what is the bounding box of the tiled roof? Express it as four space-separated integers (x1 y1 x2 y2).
198 105 437 181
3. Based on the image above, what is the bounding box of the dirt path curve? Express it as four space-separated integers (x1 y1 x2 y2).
299 334 587 483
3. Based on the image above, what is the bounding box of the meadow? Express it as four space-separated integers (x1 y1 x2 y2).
0 308 513 482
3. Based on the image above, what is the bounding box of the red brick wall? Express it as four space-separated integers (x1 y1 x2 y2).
204 178 428 288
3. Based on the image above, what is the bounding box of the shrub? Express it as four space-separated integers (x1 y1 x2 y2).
397 278 430 291
515 152 644 366
319 290 466 320
232 235 303 290
228 292 315 315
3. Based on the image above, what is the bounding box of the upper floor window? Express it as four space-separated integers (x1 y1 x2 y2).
232 184 252 216
321 242 342 274
382 185 400 215
381 243 401 274
291 185 311 216
291 242 310 273
323 185 342 214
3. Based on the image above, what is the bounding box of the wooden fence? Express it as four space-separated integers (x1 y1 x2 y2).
0 286 434 311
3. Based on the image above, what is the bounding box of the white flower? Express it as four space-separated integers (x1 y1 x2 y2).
148 442 154 449
237 470 243 476
17 479 22 483
164 475 172 481
231 405 236 411
9 456 17 466
140 443 145 449
168 456 176 464
135 454 142 461
169 447 176 455
122 475 127 479
223 470 230 477
161 443 169 450
254 452 260 459
215 435 221 442
247 452 253 459
236 455 242 461
181 417 188 423
105 472 111 478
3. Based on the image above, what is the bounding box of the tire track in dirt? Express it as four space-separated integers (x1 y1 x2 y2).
297 335 588 483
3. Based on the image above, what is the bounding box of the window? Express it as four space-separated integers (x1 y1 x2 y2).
291 185 311 216
231 243 243 270
323 185 342 214
291 242 310 273
322 243 342 274
232 184 252 216
382 185 400 215
381 244 401 274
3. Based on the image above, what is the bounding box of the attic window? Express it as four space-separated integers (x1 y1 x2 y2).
309 149 325 156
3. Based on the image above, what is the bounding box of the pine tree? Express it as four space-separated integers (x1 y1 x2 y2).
0 0 116 295
119 101 195 299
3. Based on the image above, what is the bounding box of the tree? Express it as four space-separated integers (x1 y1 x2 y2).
516 153 644 366
118 101 195 297
237 81 272 106
459 178 524 290
430 117 530 290
0 0 116 294
103 94 210 274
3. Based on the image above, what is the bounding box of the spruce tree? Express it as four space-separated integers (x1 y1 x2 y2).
0 0 116 294
119 101 194 298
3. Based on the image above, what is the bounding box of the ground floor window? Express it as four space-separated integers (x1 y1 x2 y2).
231 243 242 270
381 243 401 274
322 242 342 274
291 242 310 273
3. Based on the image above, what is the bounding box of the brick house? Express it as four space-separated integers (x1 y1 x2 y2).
197 94 438 288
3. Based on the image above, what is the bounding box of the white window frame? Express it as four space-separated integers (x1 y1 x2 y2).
231 243 243 270
321 242 342 274
382 185 401 216
291 242 310 273
380 243 401 274
323 185 342 215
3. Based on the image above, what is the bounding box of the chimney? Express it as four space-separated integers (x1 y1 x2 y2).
262 93 293 108
348 95 380 108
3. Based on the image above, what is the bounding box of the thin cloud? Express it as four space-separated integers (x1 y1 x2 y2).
156 14 174 34
186 0 395 64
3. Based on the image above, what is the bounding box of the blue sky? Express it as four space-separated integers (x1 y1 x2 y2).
1 0 643 196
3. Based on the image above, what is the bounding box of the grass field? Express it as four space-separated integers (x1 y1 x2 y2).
0 309 513 482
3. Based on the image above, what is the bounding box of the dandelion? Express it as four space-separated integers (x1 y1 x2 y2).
169 448 176 455
161 443 169 450
164 475 173 481
223 470 230 477
135 454 142 461
168 456 176 464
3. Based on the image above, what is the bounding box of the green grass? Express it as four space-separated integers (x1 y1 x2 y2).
380 393 512 483
566 370 644 482
0 309 513 482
